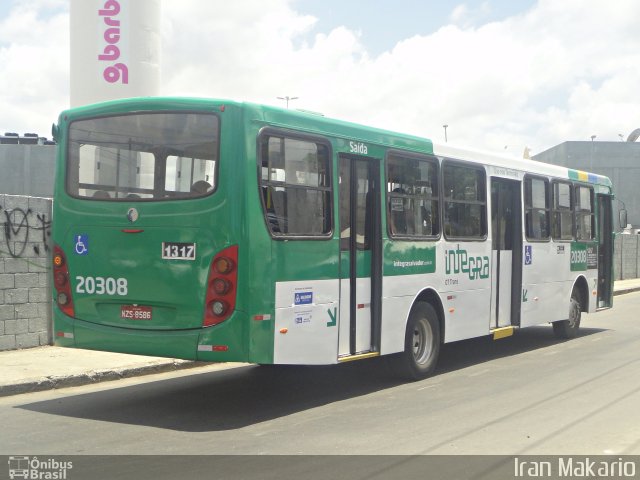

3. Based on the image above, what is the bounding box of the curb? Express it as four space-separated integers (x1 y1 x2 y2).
0 359 205 397
613 287 640 296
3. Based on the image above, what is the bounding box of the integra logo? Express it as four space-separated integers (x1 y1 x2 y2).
445 246 489 280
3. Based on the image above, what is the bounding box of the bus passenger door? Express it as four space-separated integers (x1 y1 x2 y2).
338 155 382 358
596 194 613 308
490 178 523 328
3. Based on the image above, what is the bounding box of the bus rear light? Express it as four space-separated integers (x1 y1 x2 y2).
210 300 228 317
53 245 75 318
53 253 64 267
54 272 68 287
203 245 238 327
212 278 230 295
213 257 234 274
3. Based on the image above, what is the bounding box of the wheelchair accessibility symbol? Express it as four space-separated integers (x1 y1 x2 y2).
74 234 89 255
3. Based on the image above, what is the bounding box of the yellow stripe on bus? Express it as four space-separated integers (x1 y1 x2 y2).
338 352 380 363
492 326 514 340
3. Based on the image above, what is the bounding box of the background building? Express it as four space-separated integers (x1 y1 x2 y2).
0 133 56 198
533 141 640 230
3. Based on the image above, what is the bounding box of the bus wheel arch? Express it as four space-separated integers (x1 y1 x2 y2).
571 275 589 313
389 289 443 381
414 288 445 344
553 276 587 339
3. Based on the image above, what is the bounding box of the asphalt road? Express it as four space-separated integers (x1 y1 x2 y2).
1 292 639 459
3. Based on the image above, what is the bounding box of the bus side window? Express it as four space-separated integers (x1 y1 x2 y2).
552 181 573 240
390 189 407 234
524 176 550 241
386 152 439 239
443 161 486 239
575 185 594 240
258 133 331 237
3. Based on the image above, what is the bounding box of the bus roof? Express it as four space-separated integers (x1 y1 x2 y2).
57 96 612 188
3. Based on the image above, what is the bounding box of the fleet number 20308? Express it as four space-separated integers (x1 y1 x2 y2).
75 276 128 296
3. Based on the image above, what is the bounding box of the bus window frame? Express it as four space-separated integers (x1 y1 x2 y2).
65 110 221 202
523 174 551 243
256 127 334 241
551 179 575 242
441 158 488 242
385 149 441 241
574 183 596 242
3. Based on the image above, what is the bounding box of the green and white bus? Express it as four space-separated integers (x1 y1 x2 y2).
51 97 615 380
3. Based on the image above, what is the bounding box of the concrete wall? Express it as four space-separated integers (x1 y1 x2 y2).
0 194 52 350
615 234 640 280
0 145 56 198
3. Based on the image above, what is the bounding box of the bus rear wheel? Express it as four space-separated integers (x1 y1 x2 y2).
390 301 440 381
553 292 581 339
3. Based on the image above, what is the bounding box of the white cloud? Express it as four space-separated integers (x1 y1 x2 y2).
450 2 491 28
159 0 640 154
1 0 639 155
0 0 69 137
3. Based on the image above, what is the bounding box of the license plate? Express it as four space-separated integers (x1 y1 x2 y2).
162 242 196 260
121 305 152 320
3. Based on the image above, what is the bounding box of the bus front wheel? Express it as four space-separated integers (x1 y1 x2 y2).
553 292 581 339
390 301 440 381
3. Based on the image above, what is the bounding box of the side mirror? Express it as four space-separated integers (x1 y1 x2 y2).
51 123 59 142
619 209 628 230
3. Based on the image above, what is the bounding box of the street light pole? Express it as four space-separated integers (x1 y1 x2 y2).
443 124 448 143
277 96 299 109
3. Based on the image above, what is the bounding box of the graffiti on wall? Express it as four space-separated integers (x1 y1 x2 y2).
0 206 51 258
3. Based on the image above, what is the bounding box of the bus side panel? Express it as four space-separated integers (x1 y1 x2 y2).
273 279 339 364
241 117 278 365
440 242 492 342
271 239 340 365
381 241 492 346
520 241 567 327
380 241 439 354
379 294 411 355
521 240 598 328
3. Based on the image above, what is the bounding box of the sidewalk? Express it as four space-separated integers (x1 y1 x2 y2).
612 277 640 296
1 279 639 397
0 347 215 397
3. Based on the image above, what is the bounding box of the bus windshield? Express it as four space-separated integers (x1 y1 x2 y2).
66 112 219 200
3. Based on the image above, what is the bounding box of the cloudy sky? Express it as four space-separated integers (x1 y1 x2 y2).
1 0 639 156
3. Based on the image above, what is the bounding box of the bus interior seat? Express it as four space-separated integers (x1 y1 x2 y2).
191 180 212 195
92 190 111 199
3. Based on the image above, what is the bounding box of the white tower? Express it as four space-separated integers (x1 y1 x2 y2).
70 0 160 107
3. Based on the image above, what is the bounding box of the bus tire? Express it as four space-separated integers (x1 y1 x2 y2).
553 291 581 339
390 301 440 381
